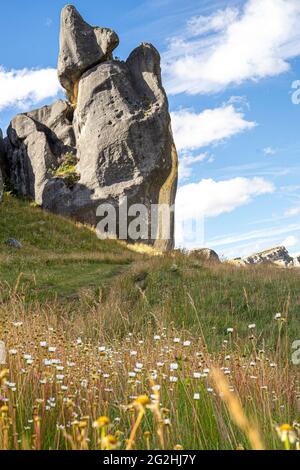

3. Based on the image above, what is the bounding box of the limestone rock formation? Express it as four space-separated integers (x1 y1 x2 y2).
5 5 178 251
58 4 119 103
6 100 76 205
294 255 300 267
0 167 3 204
231 246 300 268
243 246 294 267
0 129 5 161
0 130 5 202
190 248 220 263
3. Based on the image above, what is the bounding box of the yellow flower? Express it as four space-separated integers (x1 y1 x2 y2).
78 420 88 429
133 395 151 407
0 368 9 382
276 424 297 448
103 434 119 450
93 416 110 429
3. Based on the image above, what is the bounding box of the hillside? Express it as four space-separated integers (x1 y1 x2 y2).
1 193 299 346
0 193 137 301
0 195 300 450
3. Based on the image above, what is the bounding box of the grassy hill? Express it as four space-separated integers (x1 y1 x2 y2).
0 193 136 301
0 194 299 450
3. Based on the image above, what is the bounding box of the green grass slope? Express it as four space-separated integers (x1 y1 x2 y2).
0 193 299 350
0 193 136 300
96 255 300 349
0 194 299 450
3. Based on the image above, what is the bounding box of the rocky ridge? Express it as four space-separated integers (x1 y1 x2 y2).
233 246 300 268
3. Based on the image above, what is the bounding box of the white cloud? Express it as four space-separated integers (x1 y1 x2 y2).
176 176 274 248
282 235 298 247
187 7 239 36
179 152 214 181
263 147 278 156
176 176 274 220
208 223 300 249
284 206 300 217
163 0 300 95
171 105 256 152
291 250 300 258
0 67 61 112
219 229 300 258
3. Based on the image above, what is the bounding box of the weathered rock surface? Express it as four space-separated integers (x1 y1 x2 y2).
58 4 119 102
243 246 294 267
190 248 220 263
6 5 178 251
0 129 5 160
0 167 3 203
0 129 5 202
231 246 300 268
71 43 177 247
7 100 76 205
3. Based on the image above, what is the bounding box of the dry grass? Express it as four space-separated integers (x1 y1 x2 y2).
0 195 299 450
0 285 299 450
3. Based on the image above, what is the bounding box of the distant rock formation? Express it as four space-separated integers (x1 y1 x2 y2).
4 4 178 251
190 248 220 263
232 246 300 268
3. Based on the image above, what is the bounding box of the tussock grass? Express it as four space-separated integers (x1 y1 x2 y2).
0 290 299 450
0 196 299 450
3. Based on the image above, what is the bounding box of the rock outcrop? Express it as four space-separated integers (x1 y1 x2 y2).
0 129 5 202
190 248 220 263
7 100 76 205
232 246 300 268
58 4 119 103
0 167 3 203
5 5 178 251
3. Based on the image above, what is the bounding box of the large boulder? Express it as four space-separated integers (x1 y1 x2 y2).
58 4 119 103
5 5 178 251
72 43 177 248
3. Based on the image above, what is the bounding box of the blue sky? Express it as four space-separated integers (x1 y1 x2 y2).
1 0 300 258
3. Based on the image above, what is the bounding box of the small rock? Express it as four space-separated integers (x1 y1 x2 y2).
5 238 22 249
190 248 220 264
